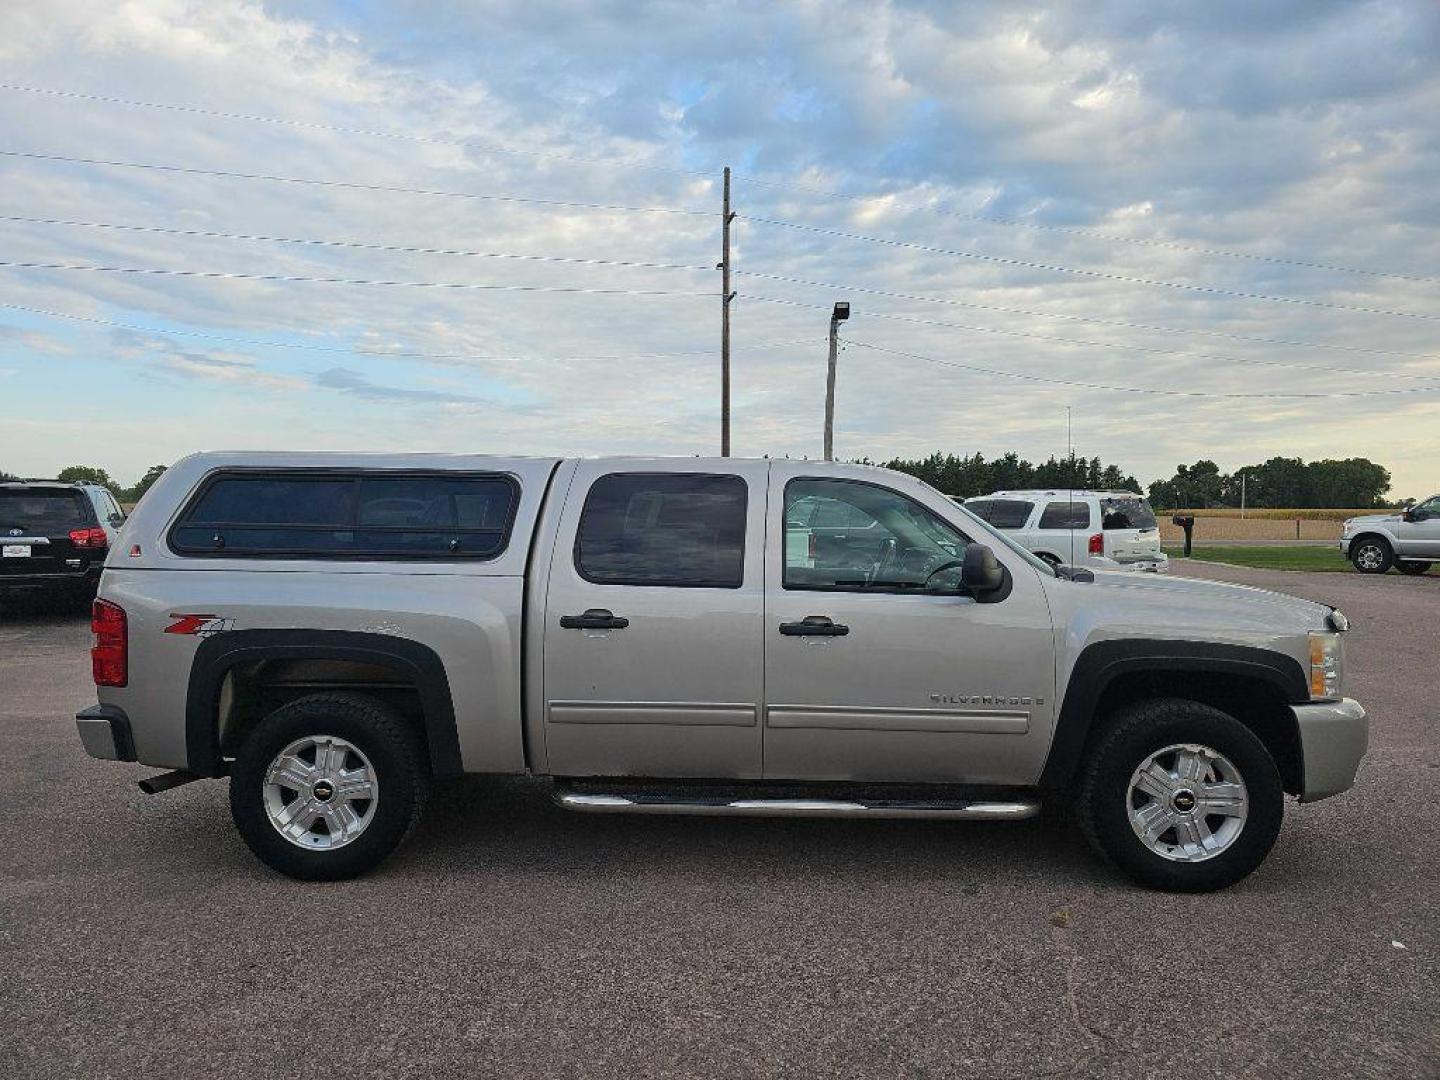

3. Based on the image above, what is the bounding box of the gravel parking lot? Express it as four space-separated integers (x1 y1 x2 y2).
2 563 1436 1080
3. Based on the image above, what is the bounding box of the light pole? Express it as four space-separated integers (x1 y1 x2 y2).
823 301 850 461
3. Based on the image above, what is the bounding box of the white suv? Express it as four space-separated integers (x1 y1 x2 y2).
961 490 1167 573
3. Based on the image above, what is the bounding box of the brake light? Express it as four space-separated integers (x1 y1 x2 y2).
1087 532 1104 555
91 600 128 687
808 532 817 560
69 527 108 548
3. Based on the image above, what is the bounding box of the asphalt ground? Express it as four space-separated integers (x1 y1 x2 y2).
1 563 1436 1079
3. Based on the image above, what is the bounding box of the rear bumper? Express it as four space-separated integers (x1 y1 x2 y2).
1091 553 1169 573
1292 697 1367 803
76 703 137 762
0 568 101 592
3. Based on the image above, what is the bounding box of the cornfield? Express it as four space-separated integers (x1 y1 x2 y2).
1157 508 1389 543
1167 508 1392 521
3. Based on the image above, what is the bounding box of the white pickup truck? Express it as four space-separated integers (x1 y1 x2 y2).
75 453 1367 892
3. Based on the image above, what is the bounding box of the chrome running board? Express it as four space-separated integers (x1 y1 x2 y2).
555 791 1040 821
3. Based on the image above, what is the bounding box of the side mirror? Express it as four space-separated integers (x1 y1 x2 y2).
1402 509 1417 523
961 543 1005 596
108 513 125 527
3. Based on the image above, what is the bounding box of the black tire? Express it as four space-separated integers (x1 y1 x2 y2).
229 692 430 881
1037 552 1063 569
1349 536 1393 574
1396 561 1431 576
1076 698 1284 893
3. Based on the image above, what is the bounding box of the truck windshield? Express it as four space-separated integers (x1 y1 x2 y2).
0 489 89 533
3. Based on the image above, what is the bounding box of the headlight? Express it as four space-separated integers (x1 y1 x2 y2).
1308 632 1343 700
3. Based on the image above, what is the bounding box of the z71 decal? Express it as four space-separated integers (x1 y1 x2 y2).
163 614 236 637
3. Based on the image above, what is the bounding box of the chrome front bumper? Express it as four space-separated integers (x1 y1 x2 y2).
1292 697 1368 803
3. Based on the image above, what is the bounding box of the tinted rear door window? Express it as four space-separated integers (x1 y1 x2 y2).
1039 501 1092 529
575 473 747 588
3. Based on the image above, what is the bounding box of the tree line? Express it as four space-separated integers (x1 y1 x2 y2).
878 451 1142 498
1144 457 1395 510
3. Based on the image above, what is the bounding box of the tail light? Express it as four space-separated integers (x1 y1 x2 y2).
808 532 817 560
69 527 108 548
1087 532 1104 555
91 600 128 687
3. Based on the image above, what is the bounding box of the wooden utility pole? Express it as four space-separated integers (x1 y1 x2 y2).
719 166 736 456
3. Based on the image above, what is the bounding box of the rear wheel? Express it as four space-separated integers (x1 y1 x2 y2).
1350 537 1393 574
1076 699 1283 892
229 692 430 880
1037 552 1063 569
1396 561 1431 576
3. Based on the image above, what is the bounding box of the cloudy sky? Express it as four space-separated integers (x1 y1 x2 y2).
1 0 1437 497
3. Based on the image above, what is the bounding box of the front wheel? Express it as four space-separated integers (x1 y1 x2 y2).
229 692 430 880
1396 561 1431 576
1350 537 1393 574
1076 699 1283 892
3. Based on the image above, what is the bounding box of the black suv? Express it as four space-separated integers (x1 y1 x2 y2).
0 481 126 603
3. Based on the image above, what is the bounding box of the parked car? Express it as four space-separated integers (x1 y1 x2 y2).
1 480 127 603
1341 495 1440 575
961 489 1168 573
76 453 1366 892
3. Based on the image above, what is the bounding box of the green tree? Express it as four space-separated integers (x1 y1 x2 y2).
1304 458 1391 508
56 465 122 496
126 464 168 503
1227 457 1309 508
883 450 1137 499
1149 460 1225 510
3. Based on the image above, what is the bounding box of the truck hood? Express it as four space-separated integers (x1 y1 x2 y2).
1080 568 1333 634
1344 513 1399 526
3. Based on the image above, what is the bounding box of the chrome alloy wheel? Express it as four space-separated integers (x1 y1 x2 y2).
262 735 378 850
1354 542 1386 571
1126 743 1248 863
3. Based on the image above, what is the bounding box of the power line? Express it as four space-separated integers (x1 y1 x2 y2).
844 339 1440 399
0 83 714 183
743 216 1440 321
746 295 1440 384
0 215 710 273
8 211 1432 363
735 176 1437 285
0 150 713 217
6 84 1425 285
0 301 805 364
739 267 1435 360
0 260 711 296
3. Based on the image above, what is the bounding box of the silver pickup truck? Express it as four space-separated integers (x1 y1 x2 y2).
75 453 1368 892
